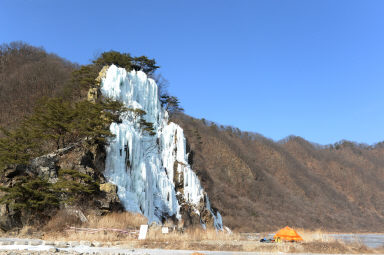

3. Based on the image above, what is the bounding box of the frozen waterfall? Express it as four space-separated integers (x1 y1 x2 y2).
100 65 222 229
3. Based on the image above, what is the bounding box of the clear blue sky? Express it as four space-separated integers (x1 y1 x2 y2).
1 0 384 145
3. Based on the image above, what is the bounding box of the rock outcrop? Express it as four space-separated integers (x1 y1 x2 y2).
98 182 121 212
0 142 124 231
87 65 109 103
0 203 22 231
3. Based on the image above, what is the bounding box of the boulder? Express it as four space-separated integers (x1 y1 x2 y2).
0 204 22 231
3 165 26 179
100 183 117 193
64 207 88 223
97 182 123 211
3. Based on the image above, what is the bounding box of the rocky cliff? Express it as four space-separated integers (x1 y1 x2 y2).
0 142 123 231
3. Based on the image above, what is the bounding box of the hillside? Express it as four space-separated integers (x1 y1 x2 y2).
173 114 384 232
0 42 77 129
1 43 383 233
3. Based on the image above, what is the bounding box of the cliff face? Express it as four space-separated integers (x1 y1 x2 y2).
173 114 384 232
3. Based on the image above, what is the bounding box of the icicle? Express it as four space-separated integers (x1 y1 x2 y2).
100 65 222 229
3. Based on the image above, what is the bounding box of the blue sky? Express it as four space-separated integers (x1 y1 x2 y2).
1 0 384 145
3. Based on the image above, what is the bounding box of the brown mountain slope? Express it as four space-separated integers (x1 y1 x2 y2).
1 43 382 232
0 42 77 128
173 114 384 232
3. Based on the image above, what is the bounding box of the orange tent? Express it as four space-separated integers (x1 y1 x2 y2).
274 226 303 241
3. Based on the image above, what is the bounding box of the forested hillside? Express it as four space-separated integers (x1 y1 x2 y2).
173 114 384 232
1 42 383 232
0 42 77 128
0 43 162 229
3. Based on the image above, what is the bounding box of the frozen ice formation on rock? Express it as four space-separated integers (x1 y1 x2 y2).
100 65 222 229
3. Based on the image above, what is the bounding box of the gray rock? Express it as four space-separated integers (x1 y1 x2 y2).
14 240 28 245
29 240 43 246
44 240 55 245
91 241 102 247
49 247 58 253
0 203 22 232
79 240 92 246
3 164 26 178
64 207 88 223
28 152 59 183
54 241 68 248
68 241 80 247
27 144 76 183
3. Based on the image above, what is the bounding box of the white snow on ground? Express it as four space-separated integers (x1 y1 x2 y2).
0 245 53 251
100 65 222 229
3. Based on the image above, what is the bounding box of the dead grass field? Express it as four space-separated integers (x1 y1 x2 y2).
34 212 382 254
42 210 147 242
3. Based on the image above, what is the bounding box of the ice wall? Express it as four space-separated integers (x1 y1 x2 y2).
100 65 222 229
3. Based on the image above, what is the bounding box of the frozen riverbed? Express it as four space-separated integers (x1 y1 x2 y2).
244 233 384 249
329 234 384 249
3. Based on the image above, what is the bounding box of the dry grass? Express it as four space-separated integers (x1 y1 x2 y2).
137 228 377 254
18 225 35 237
86 211 147 229
41 213 380 254
295 228 335 242
139 238 374 254
140 228 241 251
146 227 239 242
43 210 147 242
43 210 83 233
44 210 147 231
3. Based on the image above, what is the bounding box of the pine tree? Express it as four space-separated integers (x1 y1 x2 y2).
160 94 184 116
0 177 59 212
92 51 159 75
54 169 99 204
26 97 74 149
0 125 40 169
71 99 127 144
92 51 133 70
